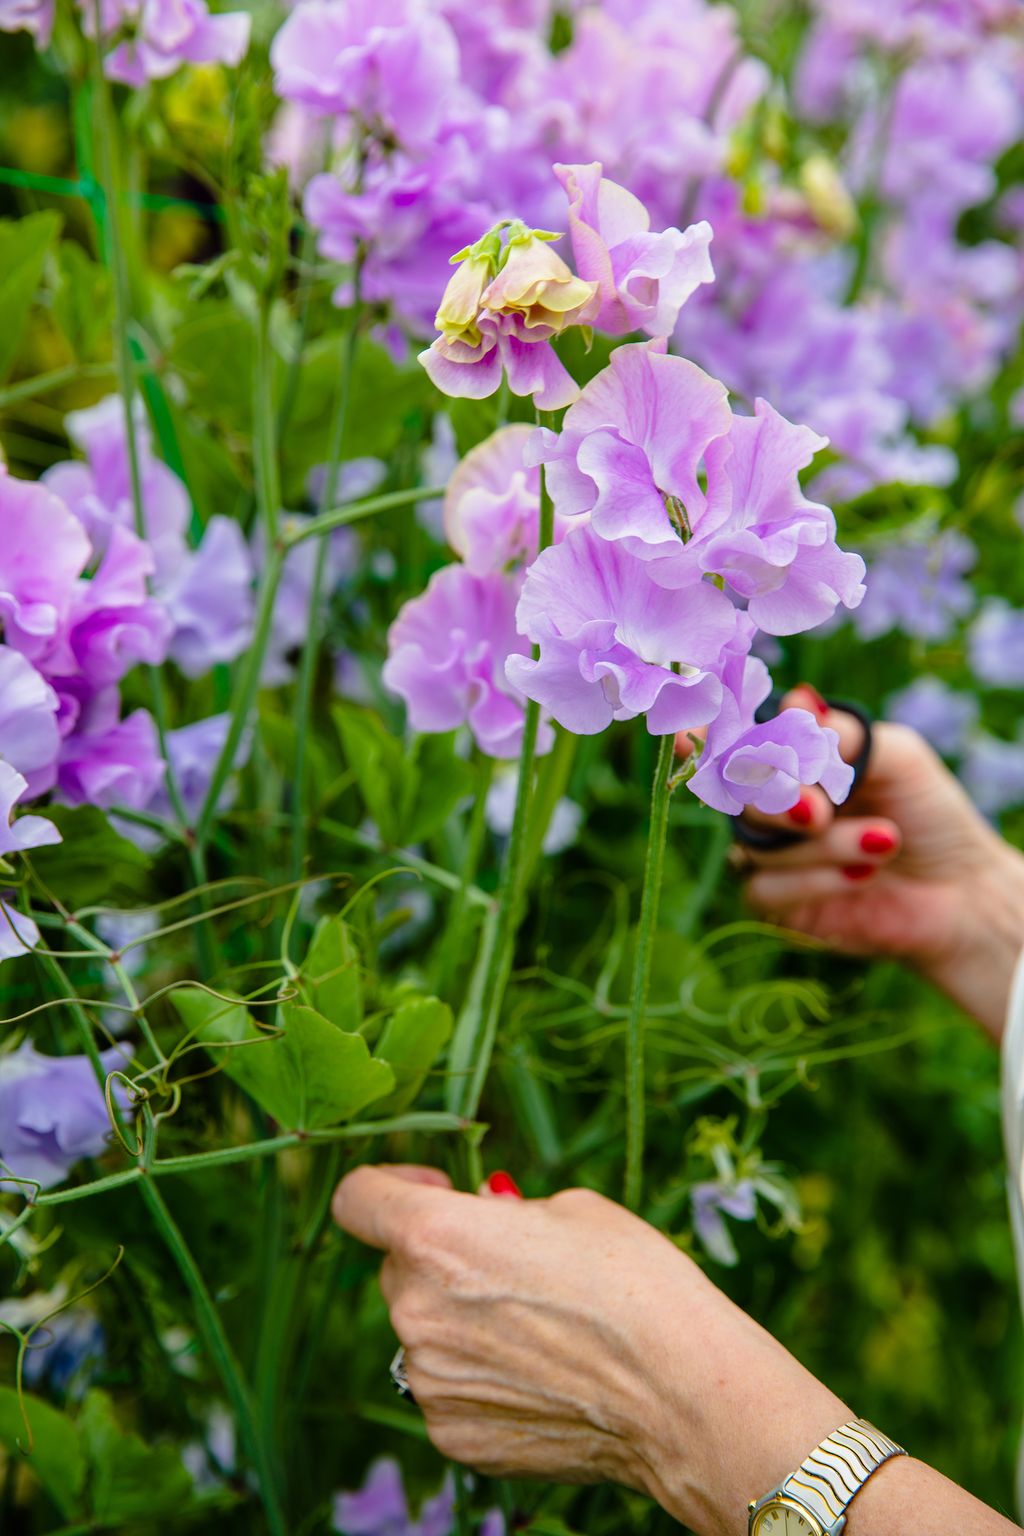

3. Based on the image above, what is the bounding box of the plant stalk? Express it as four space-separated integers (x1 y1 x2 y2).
623 731 676 1211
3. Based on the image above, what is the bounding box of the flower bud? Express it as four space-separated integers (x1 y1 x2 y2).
799 154 858 240
482 228 598 335
434 251 494 347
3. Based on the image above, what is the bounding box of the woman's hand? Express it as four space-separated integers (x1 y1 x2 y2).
331 1164 851 1536
718 686 1024 1040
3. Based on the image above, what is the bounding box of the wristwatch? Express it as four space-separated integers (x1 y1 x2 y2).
748 1418 906 1535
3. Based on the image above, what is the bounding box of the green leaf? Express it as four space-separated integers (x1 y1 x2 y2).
79 1390 192 1522
0 211 62 383
51 241 112 362
403 734 476 845
29 805 151 907
276 1001 395 1128
171 989 394 1129
0 1388 84 1519
300 913 363 1032
373 996 453 1115
333 702 408 845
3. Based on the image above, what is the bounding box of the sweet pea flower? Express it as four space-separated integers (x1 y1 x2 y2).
479 226 598 338
87 0 251 87
57 708 165 812
0 471 90 664
270 0 459 148
0 647 61 799
434 250 495 348
0 1042 126 1192
0 0 53 44
688 655 853 816
0 762 61 857
444 425 548 573
526 340 732 572
0 902 41 965
852 530 976 643
333 1458 504 1536
383 565 550 759
555 162 714 337
691 1178 757 1267
885 675 978 758
962 732 1024 819
60 526 173 689
969 599 1024 690
160 517 254 678
691 400 866 635
505 524 740 737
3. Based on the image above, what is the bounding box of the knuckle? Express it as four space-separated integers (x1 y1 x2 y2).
551 1185 605 1215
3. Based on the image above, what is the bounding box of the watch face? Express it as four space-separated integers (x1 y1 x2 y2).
751 1500 825 1536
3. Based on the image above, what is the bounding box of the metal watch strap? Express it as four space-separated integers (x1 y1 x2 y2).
781 1418 906 1530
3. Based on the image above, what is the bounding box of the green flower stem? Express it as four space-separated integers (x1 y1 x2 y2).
87 43 189 836
434 754 495 1001
194 488 442 852
320 817 493 906
64 918 166 1068
291 300 362 883
623 731 676 1212
136 1178 287 1536
253 295 282 545
0 362 116 410
446 459 557 1122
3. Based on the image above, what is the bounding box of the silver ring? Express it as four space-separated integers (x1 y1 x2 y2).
389 1346 414 1401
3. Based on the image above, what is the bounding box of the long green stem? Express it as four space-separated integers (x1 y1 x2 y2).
137 1179 287 1536
288 485 443 548
623 732 676 1212
446 462 556 1120
291 307 362 881
434 755 494 1001
253 296 282 545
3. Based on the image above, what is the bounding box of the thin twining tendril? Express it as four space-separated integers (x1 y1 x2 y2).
6 1247 125 1455
105 1071 146 1156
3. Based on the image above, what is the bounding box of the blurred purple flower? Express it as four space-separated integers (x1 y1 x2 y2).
0 1042 126 1191
852 530 977 643
57 707 165 812
23 1309 106 1397
143 714 248 835
691 1178 757 1267
968 599 1024 690
44 395 190 576
0 646 61 799
444 425 545 573
506 525 738 737
0 763 61 857
555 161 714 337
0 471 89 665
333 1458 504 1536
0 0 52 44
86 0 251 86
160 517 254 678
270 0 459 147
961 733 1024 818
885 676 978 758
384 564 548 759
0 902 41 965
59 527 173 690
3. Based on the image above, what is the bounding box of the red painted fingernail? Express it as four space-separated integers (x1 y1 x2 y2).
799 684 829 718
487 1171 522 1198
860 828 895 855
842 864 875 882
787 793 813 826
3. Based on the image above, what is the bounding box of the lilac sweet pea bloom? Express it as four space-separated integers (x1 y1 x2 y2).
962 733 1024 819
60 527 173 689
57 708 165 812
271 0 459 147
0 902 41 965
689 655 853 816
443 425 546 573
885 676 978 758
506 525 739 736
87 0 251 87
968 599 1024 690
852 531 976 643
0 0 53 43
691 1178 757 1267
333 1458 504 1536
0 1042 126 1191
0 646 61 798
0 763 61 857
692 400 866 635
161 517 254 678
528 341 731 573
384 565 550 759
555 162 714 337
142 714 248 834
0 471 90 664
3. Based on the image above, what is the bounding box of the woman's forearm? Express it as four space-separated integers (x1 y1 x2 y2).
636 1293 1021 1535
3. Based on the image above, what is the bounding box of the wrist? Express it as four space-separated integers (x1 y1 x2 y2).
925 838 1024 1041
629 1280 850 1536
